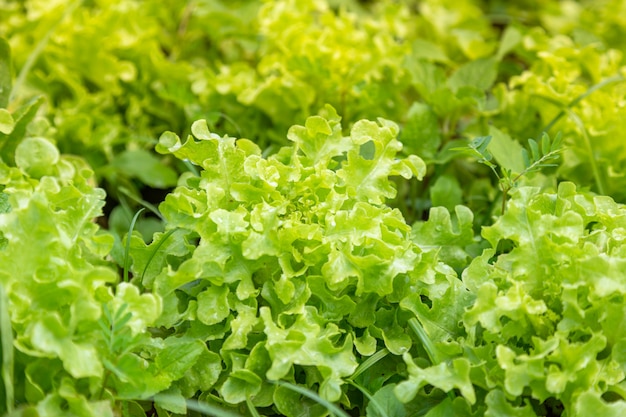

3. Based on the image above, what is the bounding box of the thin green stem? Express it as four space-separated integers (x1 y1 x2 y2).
500 183 510 214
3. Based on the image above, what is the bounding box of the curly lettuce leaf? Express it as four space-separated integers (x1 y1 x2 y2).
150 109 428 406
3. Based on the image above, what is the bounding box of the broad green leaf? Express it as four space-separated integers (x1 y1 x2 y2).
286 105 350 164
155 338 205 381
197 285 231 326
448 57 498 92
366 384 406 417
272 384 330 417
399 102 441 161
241 202 282 259
354 328 377 356
129 228 194 288
154 386 187 414
411 205 475 269
529 138 540 161
401 271 474 347
484 390 536 417
405 58 447 99
573 391 626 417
487 126 525 174
112 149 178 188
541 133 550 156
348 294 379 328
373 308 412 355
429 175 463 211
34 392 115 417
178 349 223 397
422 396 475 417
338 119 426 204
308 276 357 322
222 304 260 351
209 207 249 237
412 39 450 64
496 26 522 61
220 369 263 404
396 353 475 405
262 307 358 402
111 283 162 335
30 316 103 379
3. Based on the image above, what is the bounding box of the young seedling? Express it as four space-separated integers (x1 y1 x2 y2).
458 132 563 213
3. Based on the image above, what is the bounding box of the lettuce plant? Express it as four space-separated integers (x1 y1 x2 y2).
126 106 428 414
2 1 626 416
399 182 626 416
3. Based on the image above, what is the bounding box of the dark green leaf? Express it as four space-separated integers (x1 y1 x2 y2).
399 102 442 160
112 149 178 189
366 384 406 417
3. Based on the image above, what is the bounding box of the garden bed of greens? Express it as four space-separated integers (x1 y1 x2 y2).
2 0 626 416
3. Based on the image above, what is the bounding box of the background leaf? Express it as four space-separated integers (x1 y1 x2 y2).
487 126 525 174
0 38 11 108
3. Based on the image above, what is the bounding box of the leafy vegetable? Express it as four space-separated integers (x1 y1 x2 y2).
2 0 626 416
146 108 426 408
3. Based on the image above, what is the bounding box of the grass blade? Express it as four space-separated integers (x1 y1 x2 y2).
350 348 389 381
123 208 145 283
408 318 440 365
